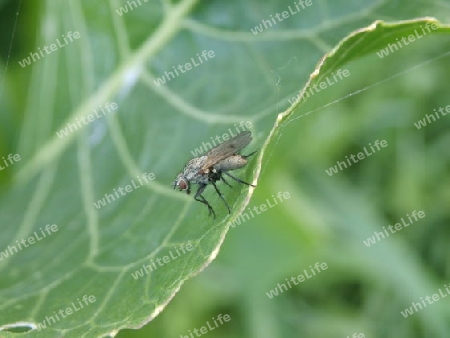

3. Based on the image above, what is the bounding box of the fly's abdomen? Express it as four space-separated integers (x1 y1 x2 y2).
213 155 247 172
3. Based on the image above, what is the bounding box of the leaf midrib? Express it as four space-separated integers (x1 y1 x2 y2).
15 0 199 185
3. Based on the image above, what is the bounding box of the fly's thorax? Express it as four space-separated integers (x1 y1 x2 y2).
182 156 209 185
213 154 248 172
183 156 208 177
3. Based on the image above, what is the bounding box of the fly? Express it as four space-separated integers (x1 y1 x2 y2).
173 130 256 218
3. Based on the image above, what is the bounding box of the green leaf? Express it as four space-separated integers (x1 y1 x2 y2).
1 0 450 336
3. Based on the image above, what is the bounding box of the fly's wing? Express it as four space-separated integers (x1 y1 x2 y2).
200 131 252 172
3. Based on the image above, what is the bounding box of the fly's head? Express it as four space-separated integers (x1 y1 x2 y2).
173 173 190 194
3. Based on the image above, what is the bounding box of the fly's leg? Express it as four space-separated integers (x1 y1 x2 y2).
220 174 233 188
194 184 216 218
210 179 231 214
223 172 256 187
222 150 257 187
211 170 232 188
242 150 257 159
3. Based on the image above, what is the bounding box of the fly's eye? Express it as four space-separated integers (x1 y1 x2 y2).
178 179 188 190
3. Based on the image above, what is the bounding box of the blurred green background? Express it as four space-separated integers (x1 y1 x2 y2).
1 0 450 338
